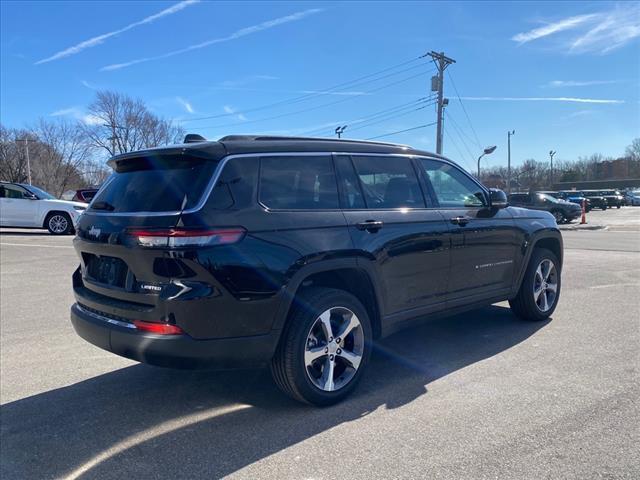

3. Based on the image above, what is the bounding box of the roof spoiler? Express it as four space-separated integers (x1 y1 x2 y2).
184 133 207 143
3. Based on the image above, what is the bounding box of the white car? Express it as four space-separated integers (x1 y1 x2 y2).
0 182 88 234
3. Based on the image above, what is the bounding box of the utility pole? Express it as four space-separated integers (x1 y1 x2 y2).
335 125 347 139
549 150 556 187
507 130 515 193
427 51 455 155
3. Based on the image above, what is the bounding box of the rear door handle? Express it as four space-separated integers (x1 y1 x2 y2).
356 220 383 232
450 216 470 226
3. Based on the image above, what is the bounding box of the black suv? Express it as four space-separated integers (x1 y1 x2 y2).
578 190 608 210
598 190 624 208
508 192 581 224
70 135 563 405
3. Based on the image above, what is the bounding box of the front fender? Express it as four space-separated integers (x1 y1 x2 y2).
513 228 563 296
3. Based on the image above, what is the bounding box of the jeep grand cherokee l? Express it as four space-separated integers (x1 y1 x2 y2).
70 135 563 406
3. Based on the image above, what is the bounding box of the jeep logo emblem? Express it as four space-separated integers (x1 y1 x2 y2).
88 226 101 238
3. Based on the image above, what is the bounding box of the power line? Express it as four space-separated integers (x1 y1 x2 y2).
348 101 437 134
444 128 475 172
444 110 476 167
365 122 437 140
446 70 482 150
182 56 428 123
303 95 437 136
196 68 436 131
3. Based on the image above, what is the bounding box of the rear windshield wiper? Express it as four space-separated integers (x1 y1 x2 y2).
91 201 115 211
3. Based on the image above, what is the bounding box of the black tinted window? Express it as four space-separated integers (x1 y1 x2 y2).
351 156 425 209
335 155 365 209
420 159 486 207
90 155 218 213
259 156 339 210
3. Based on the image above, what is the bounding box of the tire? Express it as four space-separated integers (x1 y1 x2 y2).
271 287 373 406
45 212 73 235
616 205 621 209
551 209 565 224
601 206 607 211
509 248 561 322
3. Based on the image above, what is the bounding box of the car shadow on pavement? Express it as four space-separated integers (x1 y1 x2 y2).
0 305 548 479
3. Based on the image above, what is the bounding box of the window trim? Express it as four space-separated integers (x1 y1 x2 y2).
84 151 487 217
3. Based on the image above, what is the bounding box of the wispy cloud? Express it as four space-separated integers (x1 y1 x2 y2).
461 96 624 104
49 106 103 125
50 107 81 117
176 97 194 114
512 4 640 54
223 105 247 122
220 75 279 87
35 0 199 65
512 13 598 44
544 80 620 88
101 8 323 71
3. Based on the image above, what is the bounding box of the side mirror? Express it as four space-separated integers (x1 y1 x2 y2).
24 193 38 200
489 188 508 208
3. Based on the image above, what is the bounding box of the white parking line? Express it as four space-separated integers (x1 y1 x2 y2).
0 242 73 249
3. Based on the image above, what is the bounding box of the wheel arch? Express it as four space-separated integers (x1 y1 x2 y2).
42 209 71 228
514 230 563 294
274 259 383 339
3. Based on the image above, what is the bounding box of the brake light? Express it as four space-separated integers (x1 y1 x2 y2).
133 320 184 335
127 227 245 248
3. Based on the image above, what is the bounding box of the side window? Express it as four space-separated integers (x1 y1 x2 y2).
419 159 486 208
1 184 29 199
259 156 339 210
351 156 425 209
334 155 365 209
208 156 258 210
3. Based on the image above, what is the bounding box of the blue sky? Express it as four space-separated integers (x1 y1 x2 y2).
1 0 639 172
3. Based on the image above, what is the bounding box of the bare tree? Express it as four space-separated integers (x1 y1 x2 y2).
83 90 184 156
0 125 33 182
31 118 93 196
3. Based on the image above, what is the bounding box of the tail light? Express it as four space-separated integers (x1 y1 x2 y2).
133 320 183 335
127 227 245 248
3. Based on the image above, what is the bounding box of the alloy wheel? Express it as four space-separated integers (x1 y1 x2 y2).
49 215 68 233
533 259 558 313
304 306 365 392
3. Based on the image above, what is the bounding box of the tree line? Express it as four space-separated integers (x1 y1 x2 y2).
480 138 640 191
0 90 184 197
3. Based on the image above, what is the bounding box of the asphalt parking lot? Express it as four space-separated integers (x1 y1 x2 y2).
1 208 639 479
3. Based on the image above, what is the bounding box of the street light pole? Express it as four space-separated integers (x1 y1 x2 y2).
335 125 348 139
507 130 515 193
477 145 497 179
549 150 556 187
16 137 34 185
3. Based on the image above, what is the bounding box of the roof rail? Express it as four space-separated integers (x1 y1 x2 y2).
217 134 409 148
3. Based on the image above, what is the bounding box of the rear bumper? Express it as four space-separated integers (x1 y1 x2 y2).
70 303 280 369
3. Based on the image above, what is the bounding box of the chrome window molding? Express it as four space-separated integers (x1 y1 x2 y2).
83 151 486 217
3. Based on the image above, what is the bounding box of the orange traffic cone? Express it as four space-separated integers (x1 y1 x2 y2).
580 199 587 224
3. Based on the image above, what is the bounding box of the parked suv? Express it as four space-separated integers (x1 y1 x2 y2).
578 190 608 210
0 181 87 234
598 190 624 208
553 191 591 212
508 192 581 224
70 135 563 405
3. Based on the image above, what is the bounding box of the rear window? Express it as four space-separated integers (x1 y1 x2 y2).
90 155 218 213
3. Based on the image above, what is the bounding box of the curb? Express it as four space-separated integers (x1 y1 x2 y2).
558 224 608 231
